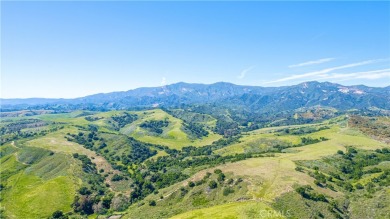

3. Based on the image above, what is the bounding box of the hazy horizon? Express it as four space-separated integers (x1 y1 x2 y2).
1 80 389 100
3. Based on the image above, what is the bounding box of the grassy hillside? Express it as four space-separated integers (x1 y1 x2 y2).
1 110 389 219
121 116 388 218
0 112 133 218
0 145 79 219
171 201 283 219
120 109 222 149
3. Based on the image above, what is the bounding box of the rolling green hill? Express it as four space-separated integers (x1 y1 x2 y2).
0 109 389 219
120 109 222 149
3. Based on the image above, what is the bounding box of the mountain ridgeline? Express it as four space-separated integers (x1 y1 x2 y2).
2 83 390 219
2 81 390 112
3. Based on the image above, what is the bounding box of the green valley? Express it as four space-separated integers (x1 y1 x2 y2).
1 108 389 219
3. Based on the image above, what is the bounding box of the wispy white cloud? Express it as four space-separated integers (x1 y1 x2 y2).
266 59 388 84
237 66 255 79
319 69 390 81
160 77 167 86
288 58 335 68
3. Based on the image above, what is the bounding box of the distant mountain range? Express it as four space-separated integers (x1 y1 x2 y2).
1 81 390 111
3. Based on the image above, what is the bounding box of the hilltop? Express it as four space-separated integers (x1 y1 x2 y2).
2 81 390 112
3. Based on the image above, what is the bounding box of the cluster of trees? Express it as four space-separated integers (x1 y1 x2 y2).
204 170 236 196
279 126 330 136
125 146 257 205
110 112 138 130
182 122 209 139
75 112 95 118
0 119 48 134
71 153 113 215
214 169 225 181
179 136 240 157
140 119 169 134
175 104 335 143
223 187 235 196
67 131 157 167
67 131 100 149
214 118 240 137
187 104 342 137
150 171 189 189
84 116 102 122
309 168 331 188
336 147 390 182
164 109 214 124
1 124 63 145
128 169 160 203
295 185 328 202
146 169 240 207
270 137 327 152
292 147 390 219
111 174 124 181
73 153 97 173
50 210 68 219
145 152 255 175
297 147 390 196
300 137 327 145
113 138 157 165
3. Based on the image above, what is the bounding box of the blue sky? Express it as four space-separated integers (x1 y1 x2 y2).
2 1 390 98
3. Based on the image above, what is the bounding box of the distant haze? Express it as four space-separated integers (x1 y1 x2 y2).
2 81 390 114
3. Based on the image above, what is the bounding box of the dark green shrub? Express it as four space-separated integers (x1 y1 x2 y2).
209 180 217 189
